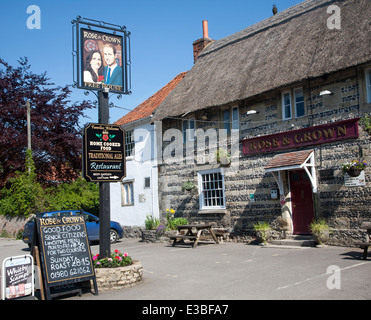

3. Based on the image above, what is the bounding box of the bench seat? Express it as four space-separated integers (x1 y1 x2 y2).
169 235 198 241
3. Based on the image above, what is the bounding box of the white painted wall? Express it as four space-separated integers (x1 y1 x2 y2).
110 120 159 227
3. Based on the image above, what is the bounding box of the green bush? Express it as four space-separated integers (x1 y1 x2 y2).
0 151 99 217
43 178 99 216
144 215 160 230
0 150 44 217
168 217 189 230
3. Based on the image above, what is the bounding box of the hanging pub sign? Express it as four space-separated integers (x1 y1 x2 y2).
83 123 126 182
72 17 131 94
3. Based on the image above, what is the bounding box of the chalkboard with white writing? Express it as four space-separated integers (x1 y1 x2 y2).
35 214 97 299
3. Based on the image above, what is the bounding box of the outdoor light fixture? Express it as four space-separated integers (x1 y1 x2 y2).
246 110 259 115
103 87 110 93
319 90 333 96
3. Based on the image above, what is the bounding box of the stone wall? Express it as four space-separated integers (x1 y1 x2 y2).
157 67 371 246
0 215 29 237
94 260 143 291
122 226 144 238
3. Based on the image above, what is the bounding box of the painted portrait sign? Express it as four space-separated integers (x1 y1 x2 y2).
80 28 124 93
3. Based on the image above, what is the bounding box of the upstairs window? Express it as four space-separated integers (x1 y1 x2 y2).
294 88 305 118
125 130 135 157
182 119 195 143
232 106 239 131
223 110 230 134
282 92 292 120
222 106 239 134
282 88 305 120
366 68 371 103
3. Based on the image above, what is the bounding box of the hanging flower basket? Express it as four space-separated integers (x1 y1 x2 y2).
342 160 367 177
347 167 362 177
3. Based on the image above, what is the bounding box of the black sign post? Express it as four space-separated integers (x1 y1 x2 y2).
34 214 98 300
72 17 131 261
83 95 126 258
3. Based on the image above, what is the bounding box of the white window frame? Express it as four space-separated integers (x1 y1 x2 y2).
125 130 135 158
198 169 226 210
121 181 134 206
294 87 305 118
182 119 195 143
282 92 292 120
366 68 371 104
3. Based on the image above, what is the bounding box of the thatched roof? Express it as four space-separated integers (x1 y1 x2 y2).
153 0 371 121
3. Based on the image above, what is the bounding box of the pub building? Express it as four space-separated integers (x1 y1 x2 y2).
151 0 371 246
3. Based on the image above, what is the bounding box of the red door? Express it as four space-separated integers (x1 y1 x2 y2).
289 170 314 234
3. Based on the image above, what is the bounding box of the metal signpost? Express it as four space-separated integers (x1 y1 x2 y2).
72 17 131 258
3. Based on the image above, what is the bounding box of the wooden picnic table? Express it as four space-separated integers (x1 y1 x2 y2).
169 224 219 248
355 222 371 260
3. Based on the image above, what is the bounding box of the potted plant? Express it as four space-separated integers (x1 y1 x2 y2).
144 214 160 230
182 181 196 192
253 221 272 245
216 148 231 166
342 160 367 177
142 215 161 242
309 218 331 247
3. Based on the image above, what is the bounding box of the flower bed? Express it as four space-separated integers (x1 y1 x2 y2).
92 249 132 268
92 250 143 291
94 260 143 291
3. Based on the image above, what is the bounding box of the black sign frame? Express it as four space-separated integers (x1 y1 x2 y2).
83 123 126 182
34 213 98 300
72 16 131 95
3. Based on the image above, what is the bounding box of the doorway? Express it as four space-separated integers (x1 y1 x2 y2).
289 170 315 234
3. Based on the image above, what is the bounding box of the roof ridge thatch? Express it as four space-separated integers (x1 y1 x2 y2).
152 0 371 121
199 0 331 58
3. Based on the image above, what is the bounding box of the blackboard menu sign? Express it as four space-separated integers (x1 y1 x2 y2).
35 214 97 299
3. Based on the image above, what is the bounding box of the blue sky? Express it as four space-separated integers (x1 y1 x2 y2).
0 0 303 125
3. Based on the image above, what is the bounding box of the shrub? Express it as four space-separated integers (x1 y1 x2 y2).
168 217 189 230
0 150 44 217
43 178 99 216
144 215 160 230
0 152 99 217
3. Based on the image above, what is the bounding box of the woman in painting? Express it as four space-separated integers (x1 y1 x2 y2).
83 50 104 83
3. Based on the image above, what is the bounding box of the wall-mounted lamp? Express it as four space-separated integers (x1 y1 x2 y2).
246 110 259 115
319 90 334 96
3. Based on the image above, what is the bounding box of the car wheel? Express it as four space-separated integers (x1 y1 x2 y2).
110 229 119 244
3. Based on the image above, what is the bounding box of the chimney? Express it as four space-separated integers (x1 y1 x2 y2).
192 20 214 63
